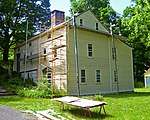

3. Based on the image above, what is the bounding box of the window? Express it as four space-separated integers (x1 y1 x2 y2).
88 44 93 57
96 70 100 83
48 34 51 39
28 73 30 79
30 52 32 63
53 45 57 57
79 18 83 26
81 69 86 83
44 48 46 54
47 72 52 79
96 22 99 30
114 70 118 82
43 48 46 60
29 42 32 46
18 48 20 52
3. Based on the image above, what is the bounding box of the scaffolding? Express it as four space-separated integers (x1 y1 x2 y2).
37 23 70 97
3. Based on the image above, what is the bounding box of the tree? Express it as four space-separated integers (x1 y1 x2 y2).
0 0 51 61
121 0 150 83
70 0 120 29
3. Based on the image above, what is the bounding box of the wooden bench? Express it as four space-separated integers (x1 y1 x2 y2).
53 96 107 117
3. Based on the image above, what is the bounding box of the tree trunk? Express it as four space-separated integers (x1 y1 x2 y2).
3 47 9 61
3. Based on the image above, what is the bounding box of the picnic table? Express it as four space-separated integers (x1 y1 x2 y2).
53 96 107 117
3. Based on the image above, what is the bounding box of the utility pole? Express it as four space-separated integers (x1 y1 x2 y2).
24 20 28 82
110 22 119 94
73 13 80 96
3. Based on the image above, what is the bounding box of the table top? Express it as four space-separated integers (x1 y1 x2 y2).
53 96 80 103
68 99 107 108
53 96 107 108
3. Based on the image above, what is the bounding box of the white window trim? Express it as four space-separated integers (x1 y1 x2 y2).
80 69 86 84
87 43 94 58
95 69 101 84
79 18 84 26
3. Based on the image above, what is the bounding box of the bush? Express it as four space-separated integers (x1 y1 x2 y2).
16 79 52 98
134 81 144 88
17 87 52 98
94 95 104 101
0 71 66 98
0 66 8 74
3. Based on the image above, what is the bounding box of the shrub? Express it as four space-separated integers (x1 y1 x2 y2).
94 95 104 101
134 81 144 88
17 87 52 98
16 78 52 98
1 72 66 98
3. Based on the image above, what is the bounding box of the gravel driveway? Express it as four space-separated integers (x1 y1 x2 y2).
0 106 38 120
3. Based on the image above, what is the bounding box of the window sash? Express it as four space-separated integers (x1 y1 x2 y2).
96 23 99 30
29 42 32 46
88 44 93 57
81 69 86 83
44 48 46 54
96 70 100 82
79 19 83 26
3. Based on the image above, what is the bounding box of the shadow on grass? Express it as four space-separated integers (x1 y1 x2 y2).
64 107 113 119
0 96 23 103
104 92 150 98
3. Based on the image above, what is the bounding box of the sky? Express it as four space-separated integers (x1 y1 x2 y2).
50 0 132 16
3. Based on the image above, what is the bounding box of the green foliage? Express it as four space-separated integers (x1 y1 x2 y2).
0 0 51 61
121 0 150 83
5 76 52 98
70 0 120 29
0 60 13 74
134 81 144 88
94 95 104 101
17 87 51 98
0 71 66 98
1 88 150 119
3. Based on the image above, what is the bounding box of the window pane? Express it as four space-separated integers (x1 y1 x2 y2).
80 19 83 26
96 70 100 82
44 48 46 54
96 23 98 30
29 42 32 46
88 44 93 57
81 70 85 83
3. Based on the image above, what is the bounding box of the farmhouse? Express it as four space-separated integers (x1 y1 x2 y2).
13 10 134 95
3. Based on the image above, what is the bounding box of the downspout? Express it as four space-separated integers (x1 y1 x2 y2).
73 14 80 96
108 36 112 92
131 48 134 90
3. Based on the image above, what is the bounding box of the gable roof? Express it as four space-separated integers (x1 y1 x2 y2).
15 10 130 49
75 10 109 33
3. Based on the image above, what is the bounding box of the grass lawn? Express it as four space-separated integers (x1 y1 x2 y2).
0 88 150 120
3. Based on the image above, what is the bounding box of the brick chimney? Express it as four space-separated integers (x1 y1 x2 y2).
51 10 65 26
